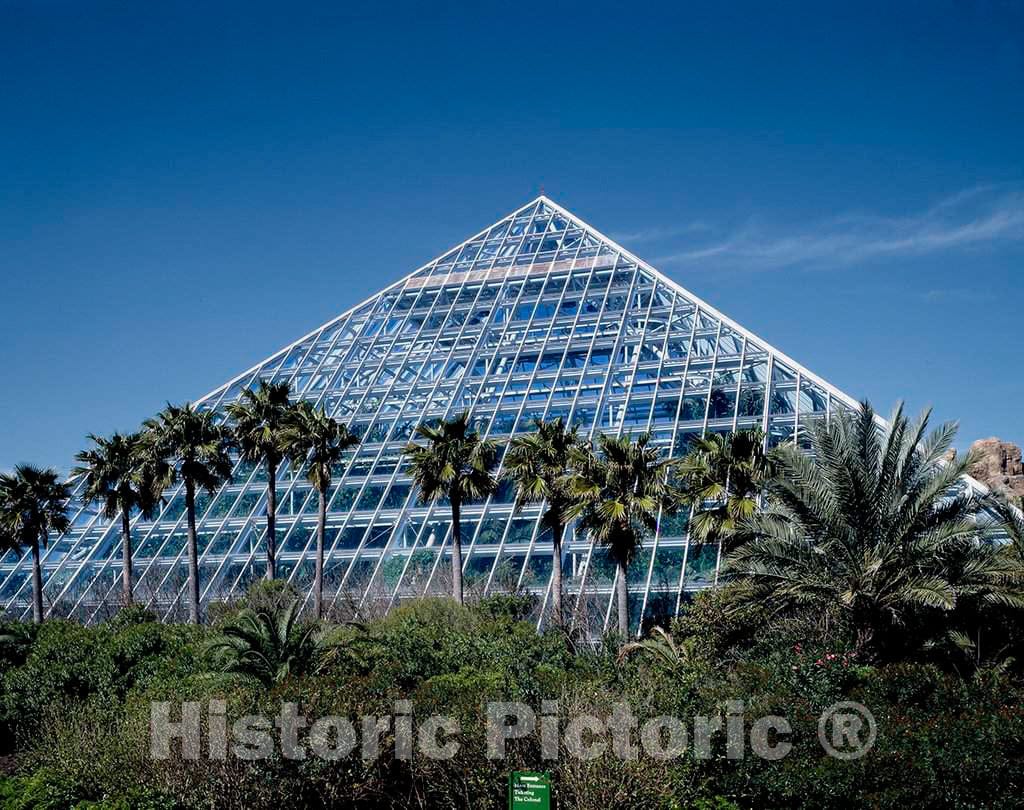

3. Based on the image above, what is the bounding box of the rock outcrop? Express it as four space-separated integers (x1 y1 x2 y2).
968 438 1024 503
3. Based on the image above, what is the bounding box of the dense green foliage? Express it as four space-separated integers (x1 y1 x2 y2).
3 399 1023 807
2 583 1022 809
728 402 1024 662
204 589 341 686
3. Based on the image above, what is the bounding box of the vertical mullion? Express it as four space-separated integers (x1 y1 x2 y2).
670 318 724 607
561 260 641 635
761 353 775 450
599 271 658 634
636 289 685 633
667 308 701 617
708 335 750 589
518 253 622 624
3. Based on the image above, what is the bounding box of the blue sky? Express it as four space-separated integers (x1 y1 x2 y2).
1 1 1022 472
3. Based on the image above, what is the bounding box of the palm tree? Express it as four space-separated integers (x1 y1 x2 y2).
727 401 1024 658
280 401 359 619
0 465 70 623
503 417 585 626
205 597 339 686
617 626 695 669
73 432 161 607
565 433 679 638
142 403 233 625
227 381 294 581
401 412 498 605
677 429 772 553
992 495 1024 559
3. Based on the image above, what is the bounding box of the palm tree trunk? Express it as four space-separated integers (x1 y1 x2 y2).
551 522 564 627
185 480 201 625
30 535 44 624
451 497 464 605
314 485 326 619
121 508 134 606
616 557 629 638
265 458 278 581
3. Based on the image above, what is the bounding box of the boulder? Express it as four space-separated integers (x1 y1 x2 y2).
968 438 1024 502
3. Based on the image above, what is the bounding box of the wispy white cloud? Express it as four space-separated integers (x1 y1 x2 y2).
920 288 999 304
654 186 1024 271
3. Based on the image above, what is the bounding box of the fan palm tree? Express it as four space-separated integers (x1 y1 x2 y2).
142 403 233 624
565 433 679 638
205 597 339 686
677 429 772 549
280 401 359 618
727 401 1024 658
227 381 294 581
0 465 70 623
503 417 586 626
401 412 498 605
73 432 161 607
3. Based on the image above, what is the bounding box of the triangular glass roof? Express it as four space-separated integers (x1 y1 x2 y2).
0 197 874 633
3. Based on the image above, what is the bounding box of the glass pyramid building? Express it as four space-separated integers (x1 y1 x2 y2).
1 196 868 633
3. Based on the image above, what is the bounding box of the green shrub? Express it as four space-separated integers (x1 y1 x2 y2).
206 580 300 628
0 622 37 673
475 593 536 623
0 767 176 810
1 588 1022 809
0 618 205 752
103 605 159 631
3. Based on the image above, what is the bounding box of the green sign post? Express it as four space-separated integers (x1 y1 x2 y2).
508 771 551 810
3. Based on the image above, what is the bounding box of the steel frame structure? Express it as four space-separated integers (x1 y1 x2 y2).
0 197 911 633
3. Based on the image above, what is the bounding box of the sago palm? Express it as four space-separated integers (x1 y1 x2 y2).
227 381 294 581
727 401 1024 658
206 597 338 686
677 428 772 551
402 412 497 605
0 465 70 623
143 403 234 624
73 431 161 607
280 401 360 618
504 417 586 626
565 433 679 638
